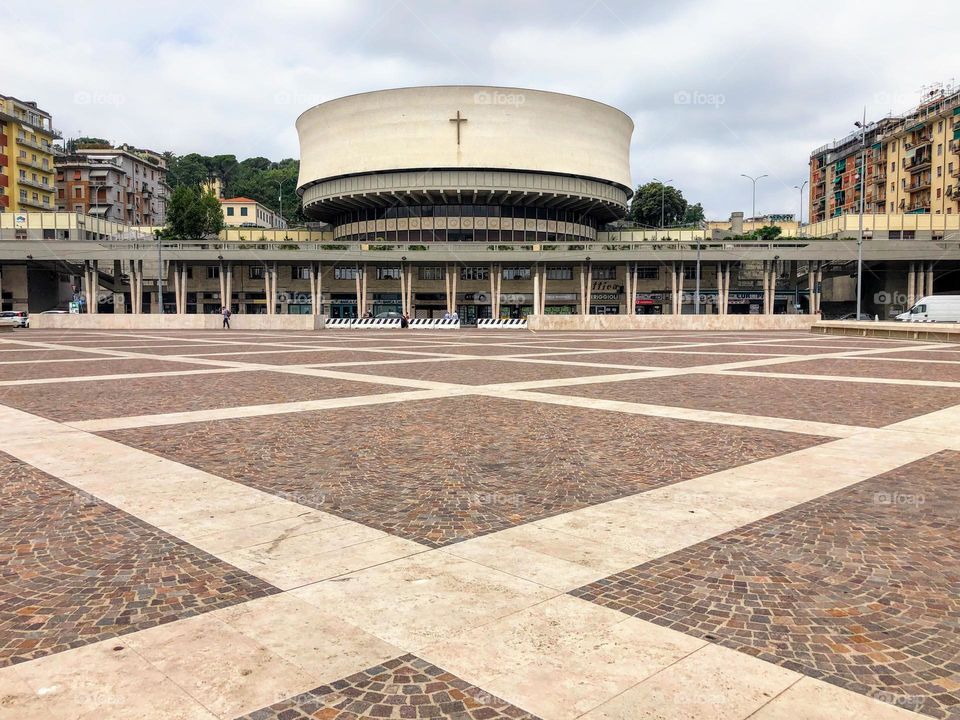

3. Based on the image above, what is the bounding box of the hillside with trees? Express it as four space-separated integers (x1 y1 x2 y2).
164 153 305 224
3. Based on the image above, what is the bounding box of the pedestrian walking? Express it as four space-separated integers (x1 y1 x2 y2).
221 306 231 329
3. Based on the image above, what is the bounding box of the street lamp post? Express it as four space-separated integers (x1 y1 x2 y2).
91 184 105 218
854 111 867 320
794 181 808 232
740 173 768 226
652 177 673 239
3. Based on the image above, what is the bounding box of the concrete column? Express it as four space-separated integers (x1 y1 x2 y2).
265 266 272 315
632 262 639 315
218 261 226 308
174 264 182 314
488 264 496 318
815 263 823 314
585 263 593 315
676 263 685 315
309 263 318 315
91 260 99 314
762 261 771 315
450 265 457 315
540 265 547 315
726 263 732 313
362 264 369 316
579 264 587 315
907 262 915 307
532 264 540 316
926 262 935 296
405 265 412 316
225 264 234 313
272 262 279 315
669 262 677 315
318 263 324 316
137 260 144 314
494 264 502 318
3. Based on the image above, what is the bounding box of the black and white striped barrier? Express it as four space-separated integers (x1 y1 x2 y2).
409 318 461 330
476 318 528 329
325 318 402 329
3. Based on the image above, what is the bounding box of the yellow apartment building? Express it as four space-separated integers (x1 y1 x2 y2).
0 93 58 213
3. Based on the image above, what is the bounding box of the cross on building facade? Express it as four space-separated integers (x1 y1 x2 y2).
449 110 467 145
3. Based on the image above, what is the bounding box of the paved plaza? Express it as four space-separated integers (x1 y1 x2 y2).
0 327 958 720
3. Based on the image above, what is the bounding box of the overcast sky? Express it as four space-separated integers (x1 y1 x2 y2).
5 0 959 220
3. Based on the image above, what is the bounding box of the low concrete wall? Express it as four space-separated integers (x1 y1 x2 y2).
30 314 326 331
527 314 818 331
814 320 960 343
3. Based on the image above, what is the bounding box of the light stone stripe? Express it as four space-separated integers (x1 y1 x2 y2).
68 388 473 432
717 369 960 388
480 388 862 438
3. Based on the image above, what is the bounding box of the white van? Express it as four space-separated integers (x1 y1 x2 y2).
896 295 960 323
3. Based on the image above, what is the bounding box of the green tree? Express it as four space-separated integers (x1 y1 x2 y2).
628 182 688 227
754 225 782 241
165 186 224 239
682 202 705 225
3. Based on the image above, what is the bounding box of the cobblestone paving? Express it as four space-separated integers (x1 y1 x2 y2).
743 357 960 382
538 372 957 427
0 371 403 422
335 358 627 384
235 653 540 719
103 396 827 547
570 450 960 719
0 349 107 361
193 350 423 365
0 452 276 667
526 350 773 367
0 357 206 381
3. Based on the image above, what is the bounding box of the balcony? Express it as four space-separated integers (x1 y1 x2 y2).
15 134 54 153
18 196 52 210
907 157 932 172
16 156 51 172
873 173 887 184
908 180 932 192
16 176 52 191
0 153 7 167
0 174 7 188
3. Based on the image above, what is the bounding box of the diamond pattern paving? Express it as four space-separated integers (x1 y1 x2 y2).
538 371 957 427
570 450 960 719
103 396 828 547
0 452 277 667
0 370 404 421
234 653 540 719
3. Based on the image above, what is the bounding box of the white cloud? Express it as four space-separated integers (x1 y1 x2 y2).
4 0 958 219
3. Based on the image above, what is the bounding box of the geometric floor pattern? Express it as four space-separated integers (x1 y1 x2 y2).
0 326 958 719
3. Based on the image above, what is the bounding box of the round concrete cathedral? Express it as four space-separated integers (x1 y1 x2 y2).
295 86 634 243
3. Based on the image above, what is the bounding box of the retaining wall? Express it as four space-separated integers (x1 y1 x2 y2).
29 314 326 331
813 320 960 343
527 314 818 331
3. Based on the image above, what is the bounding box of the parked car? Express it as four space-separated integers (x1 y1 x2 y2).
837 312 874 321
896 295 960 323
374 311 403 319
40 309 69 314
0 311 29 328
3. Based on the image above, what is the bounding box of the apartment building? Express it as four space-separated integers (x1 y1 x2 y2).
220 197 287 229
0 93 58 213
55 154 128 221
810 86 960 222
75 144 169 225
